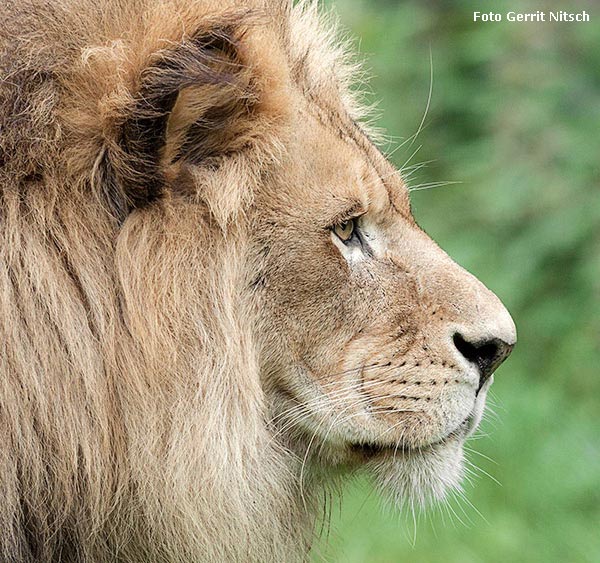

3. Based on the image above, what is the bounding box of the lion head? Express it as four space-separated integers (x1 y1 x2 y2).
0 0 515 561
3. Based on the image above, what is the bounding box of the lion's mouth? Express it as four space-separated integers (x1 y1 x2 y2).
349 413 474 460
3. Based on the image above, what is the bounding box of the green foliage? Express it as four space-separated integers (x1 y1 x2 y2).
316 1 600 561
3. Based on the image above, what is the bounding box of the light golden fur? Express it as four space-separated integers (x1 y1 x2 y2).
0 1 516 561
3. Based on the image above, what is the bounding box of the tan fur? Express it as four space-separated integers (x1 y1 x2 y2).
0 1 516 561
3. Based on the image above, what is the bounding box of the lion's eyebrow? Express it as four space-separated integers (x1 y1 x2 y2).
327 200 367 227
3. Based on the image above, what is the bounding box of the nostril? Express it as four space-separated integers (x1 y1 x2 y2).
453 333 498 371
452 333 513 392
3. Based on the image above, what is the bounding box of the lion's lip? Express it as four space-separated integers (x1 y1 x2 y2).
350 413 473 460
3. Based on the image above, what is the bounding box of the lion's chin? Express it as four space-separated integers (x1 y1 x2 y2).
354 388 490 507
358 433 466 508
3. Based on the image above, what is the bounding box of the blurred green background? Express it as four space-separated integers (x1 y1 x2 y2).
314 1 600 561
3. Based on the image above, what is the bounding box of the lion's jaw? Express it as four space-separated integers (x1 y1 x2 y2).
363 376 494 509
256 109 516 507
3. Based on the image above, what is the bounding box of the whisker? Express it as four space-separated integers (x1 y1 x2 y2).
454 487 489 525
448 489 475 527
408 180 462 192
463 446 498 465
464 458 502 487
443 495 469 528
408 47 434 152
384 48 433 162
399 144 423 175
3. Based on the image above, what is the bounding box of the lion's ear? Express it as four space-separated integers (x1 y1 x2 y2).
104 17 258 217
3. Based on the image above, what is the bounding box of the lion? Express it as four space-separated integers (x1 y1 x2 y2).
0 0 516 561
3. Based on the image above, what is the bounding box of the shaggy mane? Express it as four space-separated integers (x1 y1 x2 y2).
0 1 361 560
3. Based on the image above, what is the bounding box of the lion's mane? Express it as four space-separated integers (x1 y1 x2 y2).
0 0 353 560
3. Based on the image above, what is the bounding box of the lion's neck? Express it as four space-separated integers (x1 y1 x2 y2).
1 201 316 561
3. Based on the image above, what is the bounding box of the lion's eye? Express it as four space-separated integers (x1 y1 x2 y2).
333 219 356 243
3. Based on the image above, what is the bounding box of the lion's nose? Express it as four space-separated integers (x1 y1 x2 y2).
452 333 514 393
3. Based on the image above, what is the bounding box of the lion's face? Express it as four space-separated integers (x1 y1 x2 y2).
253 104 516 505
